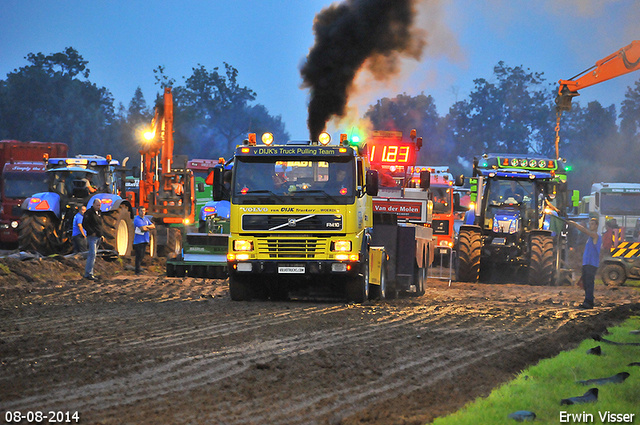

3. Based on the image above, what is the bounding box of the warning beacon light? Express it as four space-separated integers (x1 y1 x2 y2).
244 133 257 146
318 132 331 146
340 133 349 146
262 132 274 146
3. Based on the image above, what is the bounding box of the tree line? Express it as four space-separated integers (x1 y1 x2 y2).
366 62 640 196
1 48 639 196
0 47 289 166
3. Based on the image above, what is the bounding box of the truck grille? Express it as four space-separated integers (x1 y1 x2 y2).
243 214 342 231
256 238 325 259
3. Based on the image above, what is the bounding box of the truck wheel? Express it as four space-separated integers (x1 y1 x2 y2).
229 274 252 301
346 258 370 303
102 206 133 256
370 255 392 300
528 235 554 286
601 263 627 287
17 212 62 255
457 229 481 282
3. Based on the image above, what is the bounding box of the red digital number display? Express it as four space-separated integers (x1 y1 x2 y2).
368 141 416 166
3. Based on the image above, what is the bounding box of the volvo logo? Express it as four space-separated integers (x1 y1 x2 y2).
288 218 297 227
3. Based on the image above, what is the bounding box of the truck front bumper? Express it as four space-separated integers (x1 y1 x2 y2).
228 259 361 278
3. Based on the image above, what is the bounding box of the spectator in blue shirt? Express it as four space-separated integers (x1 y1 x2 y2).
133 206 155 275
72 206 87 253
568 217 601 309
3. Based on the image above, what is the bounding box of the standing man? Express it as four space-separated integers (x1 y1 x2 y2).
567 217 601 309
72 206 87 253
133 206 155 275
82 199 104 280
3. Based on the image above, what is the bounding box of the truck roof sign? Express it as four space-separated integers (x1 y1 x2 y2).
236 145 353 157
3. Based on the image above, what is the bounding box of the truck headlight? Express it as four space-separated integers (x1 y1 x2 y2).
10 221 19 229
233 240 253 251
331 240 351 252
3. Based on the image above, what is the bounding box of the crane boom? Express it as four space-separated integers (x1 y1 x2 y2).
554 40 640 159
556 40 640 112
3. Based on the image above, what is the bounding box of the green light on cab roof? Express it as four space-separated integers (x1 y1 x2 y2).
481 162 488 167
352 136 360 143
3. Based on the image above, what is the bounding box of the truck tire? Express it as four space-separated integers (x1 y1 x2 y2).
346 258 370 303
601 263 626 287
528 235 554 286
17 212 62 255
457 229 481 282
413 258 426 296
102 206 133 256
229 274 251 301
370 254 392 300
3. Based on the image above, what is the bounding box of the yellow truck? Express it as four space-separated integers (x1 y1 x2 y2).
215 132 431 302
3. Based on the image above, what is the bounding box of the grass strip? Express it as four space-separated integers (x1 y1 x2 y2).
431 317 640 424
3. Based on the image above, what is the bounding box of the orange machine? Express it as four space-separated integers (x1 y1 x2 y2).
139 87 195 256
554 40 640 158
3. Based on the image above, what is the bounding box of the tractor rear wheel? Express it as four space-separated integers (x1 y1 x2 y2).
17 212 62 255
102 206 133 256
457 229 481 282
601 263 627 287
528 235 554 286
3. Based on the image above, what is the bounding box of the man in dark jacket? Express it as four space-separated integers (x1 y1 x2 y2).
83 199 104 280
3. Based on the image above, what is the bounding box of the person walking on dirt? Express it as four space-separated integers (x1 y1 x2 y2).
83 199 104 280
133 206 155 275
567 217 601 309
72 205 87 253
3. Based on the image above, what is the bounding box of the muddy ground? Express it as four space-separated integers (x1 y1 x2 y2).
0 255 639 425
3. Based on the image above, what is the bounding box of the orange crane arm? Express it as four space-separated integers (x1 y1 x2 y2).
556 40 640 111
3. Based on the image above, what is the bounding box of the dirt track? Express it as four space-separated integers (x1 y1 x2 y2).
1 256 639 425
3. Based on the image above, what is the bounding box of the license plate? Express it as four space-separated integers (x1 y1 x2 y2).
492 238 506 245
278 266 305 274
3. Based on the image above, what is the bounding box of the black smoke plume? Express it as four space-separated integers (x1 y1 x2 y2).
300 0 426 141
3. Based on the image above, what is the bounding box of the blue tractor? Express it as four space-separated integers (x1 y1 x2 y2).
18 155 134 256
457 154 570 285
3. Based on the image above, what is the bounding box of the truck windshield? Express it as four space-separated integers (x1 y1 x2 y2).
601 193 640 215
233 157 356 205
3 172 49 198
431 187 452 214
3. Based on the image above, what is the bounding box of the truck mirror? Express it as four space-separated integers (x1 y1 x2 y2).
416 137 423 151
454 192 461 210
419 170 430 190
366 170 379 196
197 182 205 192
131 166 140 178
211 167 225 201
455 174 465 186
